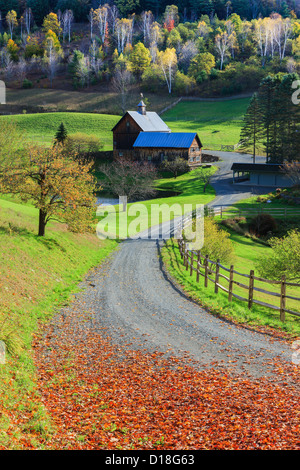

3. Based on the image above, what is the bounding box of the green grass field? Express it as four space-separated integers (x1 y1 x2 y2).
0 112 119 150
0 97 250 151
162 97 251 150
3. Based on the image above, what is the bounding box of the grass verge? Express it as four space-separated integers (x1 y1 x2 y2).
161 236 300 338
0 196 118 449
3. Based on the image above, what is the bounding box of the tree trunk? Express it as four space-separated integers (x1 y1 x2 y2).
38 209 47 236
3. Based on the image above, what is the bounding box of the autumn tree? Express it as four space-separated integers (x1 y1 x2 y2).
188 52 215 82
94 5 109 45
6 10 18 39
128 42 151 77
215 30 231 70
98 157 158 211
112 65 133 115
157 47 177 94
0 143 97 236
42 12 62 37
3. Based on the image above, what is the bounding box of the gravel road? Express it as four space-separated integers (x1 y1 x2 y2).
62 151 296 381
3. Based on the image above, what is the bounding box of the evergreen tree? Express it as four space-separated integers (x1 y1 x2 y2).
257 75 278 163
55 122 68 144
27 0 50 26
277 73 300 163
239 93 263 163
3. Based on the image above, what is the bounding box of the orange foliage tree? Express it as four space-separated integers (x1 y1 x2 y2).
0 142 97 236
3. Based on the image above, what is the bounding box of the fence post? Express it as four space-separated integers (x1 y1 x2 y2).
204 254 209 288
228 265 234 302
190 251 194 276
215 259 220 294
196 251 201 283
280 275 286 322
186 245 189 271
248 270 254 309
183 242 187 267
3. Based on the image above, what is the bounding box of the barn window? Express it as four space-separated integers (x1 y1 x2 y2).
196 156 200 161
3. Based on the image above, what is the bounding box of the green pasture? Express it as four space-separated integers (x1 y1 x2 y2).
0 112 119 150
162 97 251 150
0 96 250 152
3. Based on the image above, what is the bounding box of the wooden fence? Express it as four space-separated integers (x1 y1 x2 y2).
209 205 300 219
177 238 300 322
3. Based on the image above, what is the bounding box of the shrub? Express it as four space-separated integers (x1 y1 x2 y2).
22 79 33 89
220 216 247 235
249 214 277 237
256 229 300 281
184 216 235 264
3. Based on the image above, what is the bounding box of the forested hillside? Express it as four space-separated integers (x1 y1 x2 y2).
0 0 299 102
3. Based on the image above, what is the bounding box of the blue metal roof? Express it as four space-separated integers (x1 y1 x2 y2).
133 132 199 149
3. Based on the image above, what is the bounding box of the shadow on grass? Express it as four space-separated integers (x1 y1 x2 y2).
0 223 66 251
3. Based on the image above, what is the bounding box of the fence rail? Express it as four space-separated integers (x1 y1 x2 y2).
177 238 300 322
209 205 300 219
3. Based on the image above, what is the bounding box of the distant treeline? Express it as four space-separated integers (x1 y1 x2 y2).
0 0 299 25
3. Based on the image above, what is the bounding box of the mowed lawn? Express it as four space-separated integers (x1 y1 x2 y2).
0 112 119 150
162 97 251 150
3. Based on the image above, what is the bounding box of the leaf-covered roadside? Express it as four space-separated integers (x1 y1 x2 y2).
29 306 300 451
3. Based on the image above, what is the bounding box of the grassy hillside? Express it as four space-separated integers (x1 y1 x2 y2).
6 88 179 115
0 196 118 448
162 97 250 151
0 97 250 152
0 112 119 150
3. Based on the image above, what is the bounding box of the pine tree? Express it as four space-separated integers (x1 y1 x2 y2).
257 75 278 163
277 73 300 163
55 122 68 144
239 93 263 163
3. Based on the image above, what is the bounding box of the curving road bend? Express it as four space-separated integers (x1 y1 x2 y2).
67 151 296 382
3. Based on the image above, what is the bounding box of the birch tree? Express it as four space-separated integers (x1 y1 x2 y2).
157 47 177 94
215 30 230 70
88 8 95 40
94 5 109 45
140 11 153 45
6 10 18 39
24 8 33 36
115 18 133 53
